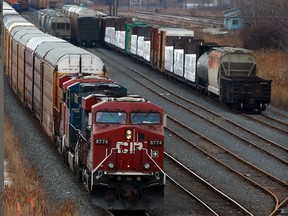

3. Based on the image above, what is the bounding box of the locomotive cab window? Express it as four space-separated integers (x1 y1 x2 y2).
57 23 65 29
96 111 126 124
130 112 161 125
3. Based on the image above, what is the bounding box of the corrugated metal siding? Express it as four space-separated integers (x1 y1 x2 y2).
12 41 18 93
24 49 34 110
77 17 101 43
18 45 25 102
4 30 10 74
42 63 54 138
33 57 43 122
151 27 159 68
8 39 13 81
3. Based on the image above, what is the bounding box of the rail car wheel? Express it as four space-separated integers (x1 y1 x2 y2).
261 103 266 111
255 108 262 114
254 104 261 114
254 103 265 114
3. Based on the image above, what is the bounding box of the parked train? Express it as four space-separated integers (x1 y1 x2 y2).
3 2 166 211
61 4 107 47
41 4 271 113
38 9 71 40
101 18 272 113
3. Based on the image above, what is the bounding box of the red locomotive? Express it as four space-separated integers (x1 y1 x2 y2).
56 75 166 210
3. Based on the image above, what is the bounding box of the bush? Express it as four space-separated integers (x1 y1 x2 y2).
241 23 282 50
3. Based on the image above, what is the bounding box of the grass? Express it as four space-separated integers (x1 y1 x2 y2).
3 117 78 216
254 49 288 109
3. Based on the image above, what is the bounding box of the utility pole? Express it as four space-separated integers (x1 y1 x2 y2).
0 0 4 215
109 0 119 16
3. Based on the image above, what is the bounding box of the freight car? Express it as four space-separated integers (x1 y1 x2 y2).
61 4 106 47
38 9 71 40
102 16 272 113
3 2 166 211
197 47 271 113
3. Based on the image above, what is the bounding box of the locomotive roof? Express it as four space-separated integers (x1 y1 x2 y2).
40 9 68 19
91 97 164 113
73 82 127 98
63 4 98 17
74 7 98 16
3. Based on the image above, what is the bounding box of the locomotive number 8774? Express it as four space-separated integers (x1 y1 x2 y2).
56 75 166 210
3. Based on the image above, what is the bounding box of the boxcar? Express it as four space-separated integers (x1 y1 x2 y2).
62 5 102 47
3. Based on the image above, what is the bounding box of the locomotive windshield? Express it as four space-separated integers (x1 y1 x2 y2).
130 112 161 124
96 111 126 124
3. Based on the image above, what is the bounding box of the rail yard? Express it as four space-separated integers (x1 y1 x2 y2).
3 1 288 216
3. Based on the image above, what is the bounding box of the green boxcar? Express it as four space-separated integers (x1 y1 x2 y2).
125 22 150 54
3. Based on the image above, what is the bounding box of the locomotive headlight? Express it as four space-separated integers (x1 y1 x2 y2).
144 163 150 170
108 162 114 169
126 129 132 140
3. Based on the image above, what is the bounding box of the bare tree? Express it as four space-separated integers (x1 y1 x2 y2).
240 0 288 51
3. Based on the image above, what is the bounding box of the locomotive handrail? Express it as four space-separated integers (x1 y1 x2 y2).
91 147 117 190
91 147 167 190
142 148 166 179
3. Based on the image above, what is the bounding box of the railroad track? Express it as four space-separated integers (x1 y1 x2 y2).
243 113 288 134
166 116 288 214
165 152 253 215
